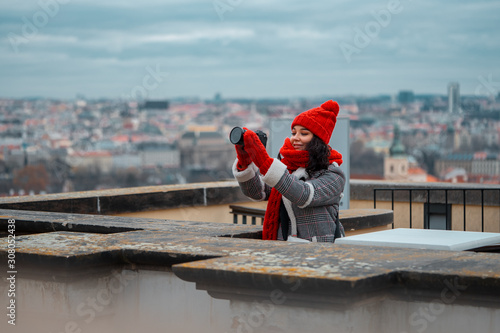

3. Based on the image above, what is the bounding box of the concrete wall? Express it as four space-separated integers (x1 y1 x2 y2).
0 268 231 333
4 267 499 333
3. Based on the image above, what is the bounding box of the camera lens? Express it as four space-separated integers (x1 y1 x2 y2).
229 127 245 145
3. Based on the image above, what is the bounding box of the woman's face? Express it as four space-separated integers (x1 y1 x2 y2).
290 125 313 151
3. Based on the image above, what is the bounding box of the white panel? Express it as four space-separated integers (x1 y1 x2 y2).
336 228 500 251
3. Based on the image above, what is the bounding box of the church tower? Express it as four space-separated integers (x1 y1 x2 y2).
384 124 409 180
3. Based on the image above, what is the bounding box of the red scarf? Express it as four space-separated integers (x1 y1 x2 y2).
262 138 343 240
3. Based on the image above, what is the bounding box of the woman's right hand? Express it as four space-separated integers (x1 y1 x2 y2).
235 143 252 171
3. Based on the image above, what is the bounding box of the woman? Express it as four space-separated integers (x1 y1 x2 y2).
232 100 345 242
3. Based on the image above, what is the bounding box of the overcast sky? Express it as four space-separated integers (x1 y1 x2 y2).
1 0 499 100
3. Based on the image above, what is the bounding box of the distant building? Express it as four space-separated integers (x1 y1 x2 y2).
407 166 430 182
136 141 180 168
443 122 474 152
472 152 500 176
141 100 169 110
435 153 473 176
383 125 437 182
384 124 409 180
140 100 169 117
112 154 142 169
178 129 234 182
397 90 415 104
435 153 500 182
442 167 468 183
213 92 222 103
66 151 113 174
448 82 461 113
444 121 455 151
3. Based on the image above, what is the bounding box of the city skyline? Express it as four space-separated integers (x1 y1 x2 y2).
1 0 499 100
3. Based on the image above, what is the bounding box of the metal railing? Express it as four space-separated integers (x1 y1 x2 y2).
230 205 265 225
374 187 500 232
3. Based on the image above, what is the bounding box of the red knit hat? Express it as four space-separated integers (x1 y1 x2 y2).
291 100 340 144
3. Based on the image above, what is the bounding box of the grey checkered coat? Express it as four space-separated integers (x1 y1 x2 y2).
232 158 346 242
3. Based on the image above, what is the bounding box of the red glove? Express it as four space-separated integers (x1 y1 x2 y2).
243 129 273 175
235 144 251 171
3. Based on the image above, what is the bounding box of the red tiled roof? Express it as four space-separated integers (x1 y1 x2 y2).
408 167 426 175
426 175 440 182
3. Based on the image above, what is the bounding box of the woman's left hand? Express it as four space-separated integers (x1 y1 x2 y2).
243 129 273 175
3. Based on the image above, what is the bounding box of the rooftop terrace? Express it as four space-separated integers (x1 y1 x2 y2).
1 180 499 333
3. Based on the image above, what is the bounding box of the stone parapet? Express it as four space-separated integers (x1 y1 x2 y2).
1 208 499 308
0 181 248 214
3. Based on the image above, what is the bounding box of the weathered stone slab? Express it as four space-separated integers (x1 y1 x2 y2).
10 231 123 271
172 243 469 305
0 208 262 236
397 251 500 305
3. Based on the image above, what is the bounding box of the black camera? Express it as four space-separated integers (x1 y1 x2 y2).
229 127 267 148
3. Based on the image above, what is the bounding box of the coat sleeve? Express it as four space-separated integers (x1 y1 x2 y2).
262 160 345 208
232 159 272 201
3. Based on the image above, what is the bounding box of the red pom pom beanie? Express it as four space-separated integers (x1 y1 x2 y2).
291 100 340 145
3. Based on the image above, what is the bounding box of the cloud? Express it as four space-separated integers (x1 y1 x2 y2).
0 0 499 98
140 29 255 44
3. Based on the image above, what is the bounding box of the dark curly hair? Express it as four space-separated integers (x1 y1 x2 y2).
306 135 330 176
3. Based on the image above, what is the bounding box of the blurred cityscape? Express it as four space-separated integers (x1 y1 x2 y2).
1 83 500 196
